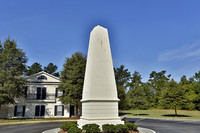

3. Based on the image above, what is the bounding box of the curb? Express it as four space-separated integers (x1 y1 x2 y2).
43 128 60 133
138 127 156 133
43 127 156 133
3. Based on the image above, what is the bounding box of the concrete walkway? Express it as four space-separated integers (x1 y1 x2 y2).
43 127 156 133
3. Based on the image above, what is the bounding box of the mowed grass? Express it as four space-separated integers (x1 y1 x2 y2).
0 117 79 123
1 110 200 123
120 109 200 119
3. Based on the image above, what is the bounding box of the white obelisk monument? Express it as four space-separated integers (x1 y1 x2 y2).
78 25 124 128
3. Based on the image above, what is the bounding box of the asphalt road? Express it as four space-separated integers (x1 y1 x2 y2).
0 118 200 133
0 122 65 133
124 117 200 133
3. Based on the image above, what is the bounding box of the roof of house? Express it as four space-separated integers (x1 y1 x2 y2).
24 71 61 83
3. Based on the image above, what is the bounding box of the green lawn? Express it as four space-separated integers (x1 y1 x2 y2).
120 109 200 119
1 110 200 123
0 117 78 123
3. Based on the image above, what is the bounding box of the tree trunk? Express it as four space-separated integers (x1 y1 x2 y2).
175 106 177 117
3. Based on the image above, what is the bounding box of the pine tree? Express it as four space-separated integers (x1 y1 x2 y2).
0 37 27 107
25 62 43 76
59 52 86 116
44 63 57 74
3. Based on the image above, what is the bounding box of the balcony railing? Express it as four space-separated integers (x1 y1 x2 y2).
26 93 56 100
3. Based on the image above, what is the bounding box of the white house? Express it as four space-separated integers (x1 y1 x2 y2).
0 71 75 119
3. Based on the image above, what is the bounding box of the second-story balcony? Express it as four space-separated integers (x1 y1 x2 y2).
26 93 56 103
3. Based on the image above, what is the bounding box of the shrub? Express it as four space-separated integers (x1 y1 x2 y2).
60 122 77 131
125 121 137 131
102 124 117 133
115 124 128 133
68 127 82 133
82 123 100 133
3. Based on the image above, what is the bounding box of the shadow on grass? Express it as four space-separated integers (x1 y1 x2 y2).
119 112 149 116
162 114 191 117
122 118 137 123
119 112 132 116
132 114 149 116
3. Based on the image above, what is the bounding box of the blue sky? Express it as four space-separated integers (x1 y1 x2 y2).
1 0 200 82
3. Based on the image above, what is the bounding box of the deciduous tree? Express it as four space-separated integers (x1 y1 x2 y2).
160 79 188 116
127 84 148 114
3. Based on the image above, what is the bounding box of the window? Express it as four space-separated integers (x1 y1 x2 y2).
35 105 45 116
37 75 47 80
54 105 64 116
55 88 63 97
24 87 28 98
36 87 46 100
14 105 25 117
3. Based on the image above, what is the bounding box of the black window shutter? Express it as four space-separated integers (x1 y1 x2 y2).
24 87 27 98
36 87 41 100
42 87 46 100
22 106 26 117
40 105 45 116
55 88 58 97
35 105 40 116
54 105 57 116
14 106 17 116
62 105 64 116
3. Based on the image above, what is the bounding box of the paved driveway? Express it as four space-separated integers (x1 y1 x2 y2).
0 118 200 133
124 117 200 133
0 122 65 133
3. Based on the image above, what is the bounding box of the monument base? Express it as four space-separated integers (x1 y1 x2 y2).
78 118 124 129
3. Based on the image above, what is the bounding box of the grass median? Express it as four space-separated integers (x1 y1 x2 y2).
120 109 200 119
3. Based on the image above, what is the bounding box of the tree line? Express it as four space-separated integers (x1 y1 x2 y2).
1 37 200 116
115 65 200 115
25 62 60 77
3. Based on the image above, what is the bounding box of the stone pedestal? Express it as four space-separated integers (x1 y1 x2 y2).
78 25 124 128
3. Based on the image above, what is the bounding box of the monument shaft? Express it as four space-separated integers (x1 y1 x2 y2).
78 25 123 128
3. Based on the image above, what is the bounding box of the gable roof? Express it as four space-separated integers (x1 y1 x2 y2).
25 71 60 81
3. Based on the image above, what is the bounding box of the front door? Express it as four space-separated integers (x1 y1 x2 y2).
70 105 74 117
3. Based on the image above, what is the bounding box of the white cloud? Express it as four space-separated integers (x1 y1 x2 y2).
158 42 200 61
